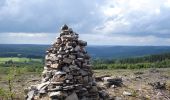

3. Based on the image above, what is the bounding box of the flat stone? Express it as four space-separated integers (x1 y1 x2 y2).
78 40 87 46
83 76 89 83
63 58 72 64
48 86 62 91
37 81 50 90
65 92 78 100
80 69 88 76
62 66 70 72
69 55 76 59
63 85 74 90
50 82 64 85
74 46 81 51
77 58 84 62
49 91 64 98
65 74 73 80
55 71 66 75
89 86 98 93
69 65 80 70
27 90 35 100
51 63 60 69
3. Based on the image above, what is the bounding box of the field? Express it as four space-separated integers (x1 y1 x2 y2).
0 57 42 64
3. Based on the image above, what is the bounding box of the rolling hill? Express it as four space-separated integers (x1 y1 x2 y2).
0 44 170 58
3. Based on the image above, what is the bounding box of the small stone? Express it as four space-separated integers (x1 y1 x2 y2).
111 84 116 88
123 91 132 96
61 24 69 30
98 90 109 99
103 77 122 87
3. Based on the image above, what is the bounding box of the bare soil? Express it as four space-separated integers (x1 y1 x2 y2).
0 68 170 100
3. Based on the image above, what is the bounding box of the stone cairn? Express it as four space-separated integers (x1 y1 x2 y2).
26 25 109 100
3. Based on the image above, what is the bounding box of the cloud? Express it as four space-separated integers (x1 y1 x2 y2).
0 0 103 33
0 33 56 44
0 0 170 45
94 0 170 38
80 33 170 46
8 33 47 37
1 32 170 46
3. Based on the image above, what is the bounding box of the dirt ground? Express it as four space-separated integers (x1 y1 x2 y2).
0 68 170 100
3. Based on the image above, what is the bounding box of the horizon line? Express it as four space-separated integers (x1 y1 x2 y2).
0 43 170 46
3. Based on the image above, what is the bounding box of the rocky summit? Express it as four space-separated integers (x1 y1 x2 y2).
26 24 109 100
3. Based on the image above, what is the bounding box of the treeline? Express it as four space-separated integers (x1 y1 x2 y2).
92 53 170 69
0 52 44 58
0 44 48 58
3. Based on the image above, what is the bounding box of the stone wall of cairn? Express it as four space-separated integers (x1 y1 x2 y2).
26 25 108 100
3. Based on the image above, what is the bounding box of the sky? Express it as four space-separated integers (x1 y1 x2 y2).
0 0 170 45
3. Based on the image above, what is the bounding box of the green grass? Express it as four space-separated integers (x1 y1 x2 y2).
0 57 42 63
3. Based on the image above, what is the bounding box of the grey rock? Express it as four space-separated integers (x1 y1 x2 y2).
62 66 70 72
69 65 80 70
63 58 72 64
55 71 66 75
80 69 88 76
61 24 69 30
37 82 50 90
78 40 87 46
65 92 78 100
27 90 35 100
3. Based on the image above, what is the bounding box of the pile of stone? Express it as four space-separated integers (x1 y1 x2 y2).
103 77 123 88
149 82 166 89
26 25 109 100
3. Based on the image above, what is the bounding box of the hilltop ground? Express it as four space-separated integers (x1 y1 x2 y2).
0 68 170 100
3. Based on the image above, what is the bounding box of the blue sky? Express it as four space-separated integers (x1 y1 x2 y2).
0 0 170 45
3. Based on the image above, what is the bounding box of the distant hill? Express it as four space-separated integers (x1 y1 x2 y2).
0 44 170 58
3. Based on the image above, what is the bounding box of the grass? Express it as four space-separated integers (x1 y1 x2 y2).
0 57 42 63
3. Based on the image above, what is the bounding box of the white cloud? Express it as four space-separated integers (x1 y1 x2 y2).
8 33 47 37
80 33 170 46
0 32 170 46
164 0 170 7
0 33 57 44
0 0 170 45
95 0 170 37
